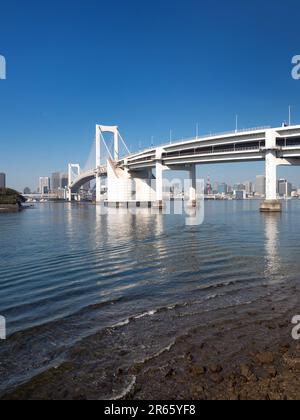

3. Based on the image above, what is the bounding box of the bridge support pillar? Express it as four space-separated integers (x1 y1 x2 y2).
188 165 197 207
107 159 133 203
66 189 72 202
154 160 167 209
96 174 102 203
260 149 281 212
95 125 102 203
132 170 155 202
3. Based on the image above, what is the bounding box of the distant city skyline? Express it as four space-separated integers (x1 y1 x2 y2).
1 163 299 196
26 170 299 198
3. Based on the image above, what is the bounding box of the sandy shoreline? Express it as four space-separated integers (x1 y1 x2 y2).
1 280 300 401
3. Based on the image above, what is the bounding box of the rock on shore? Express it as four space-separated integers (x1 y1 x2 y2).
0 188 26 213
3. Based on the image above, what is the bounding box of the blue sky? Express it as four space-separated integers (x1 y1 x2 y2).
0 0 300 191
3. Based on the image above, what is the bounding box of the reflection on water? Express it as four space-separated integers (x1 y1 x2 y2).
0 200 300 397
264 213 281 280
2 200 300 336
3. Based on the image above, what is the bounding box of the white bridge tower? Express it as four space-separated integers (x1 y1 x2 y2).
96 125 119 202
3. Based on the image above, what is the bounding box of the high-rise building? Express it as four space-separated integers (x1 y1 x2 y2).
278 179 292 197
227 185 233 194
51 172 68 192
255 175 266 196
244 181 253 195
39 177 50 195
205 176 213 195
233 183 246 191
61 174 68 189
213 182 219 194
51 172 61 192
0 173 6 188
235 190 247 200
218 183 228 195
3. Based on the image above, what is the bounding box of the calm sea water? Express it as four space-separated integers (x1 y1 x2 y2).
0 201 299 398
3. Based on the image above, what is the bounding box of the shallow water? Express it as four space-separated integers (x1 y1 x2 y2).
0 200 299 398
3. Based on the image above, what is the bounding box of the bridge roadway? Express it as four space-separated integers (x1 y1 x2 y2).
119 125 300 169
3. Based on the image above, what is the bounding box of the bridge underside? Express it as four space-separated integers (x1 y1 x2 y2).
125 153 265 171
70 174 96 193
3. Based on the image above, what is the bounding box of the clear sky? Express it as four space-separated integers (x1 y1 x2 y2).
1 0 300 191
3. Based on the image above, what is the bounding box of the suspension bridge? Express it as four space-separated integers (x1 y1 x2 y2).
67 123 300 212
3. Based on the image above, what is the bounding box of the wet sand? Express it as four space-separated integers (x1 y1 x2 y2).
2 279 299 401
133 297 300 400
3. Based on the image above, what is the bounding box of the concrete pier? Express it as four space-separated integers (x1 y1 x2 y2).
153 200 165 210
262 131 282 213
104 201 152 208
188 165 197 208
260 200 282 212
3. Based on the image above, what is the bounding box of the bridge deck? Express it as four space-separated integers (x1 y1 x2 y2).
69 125 300 191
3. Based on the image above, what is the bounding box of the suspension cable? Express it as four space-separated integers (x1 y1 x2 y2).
118 132 131 155
100 132 113 161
